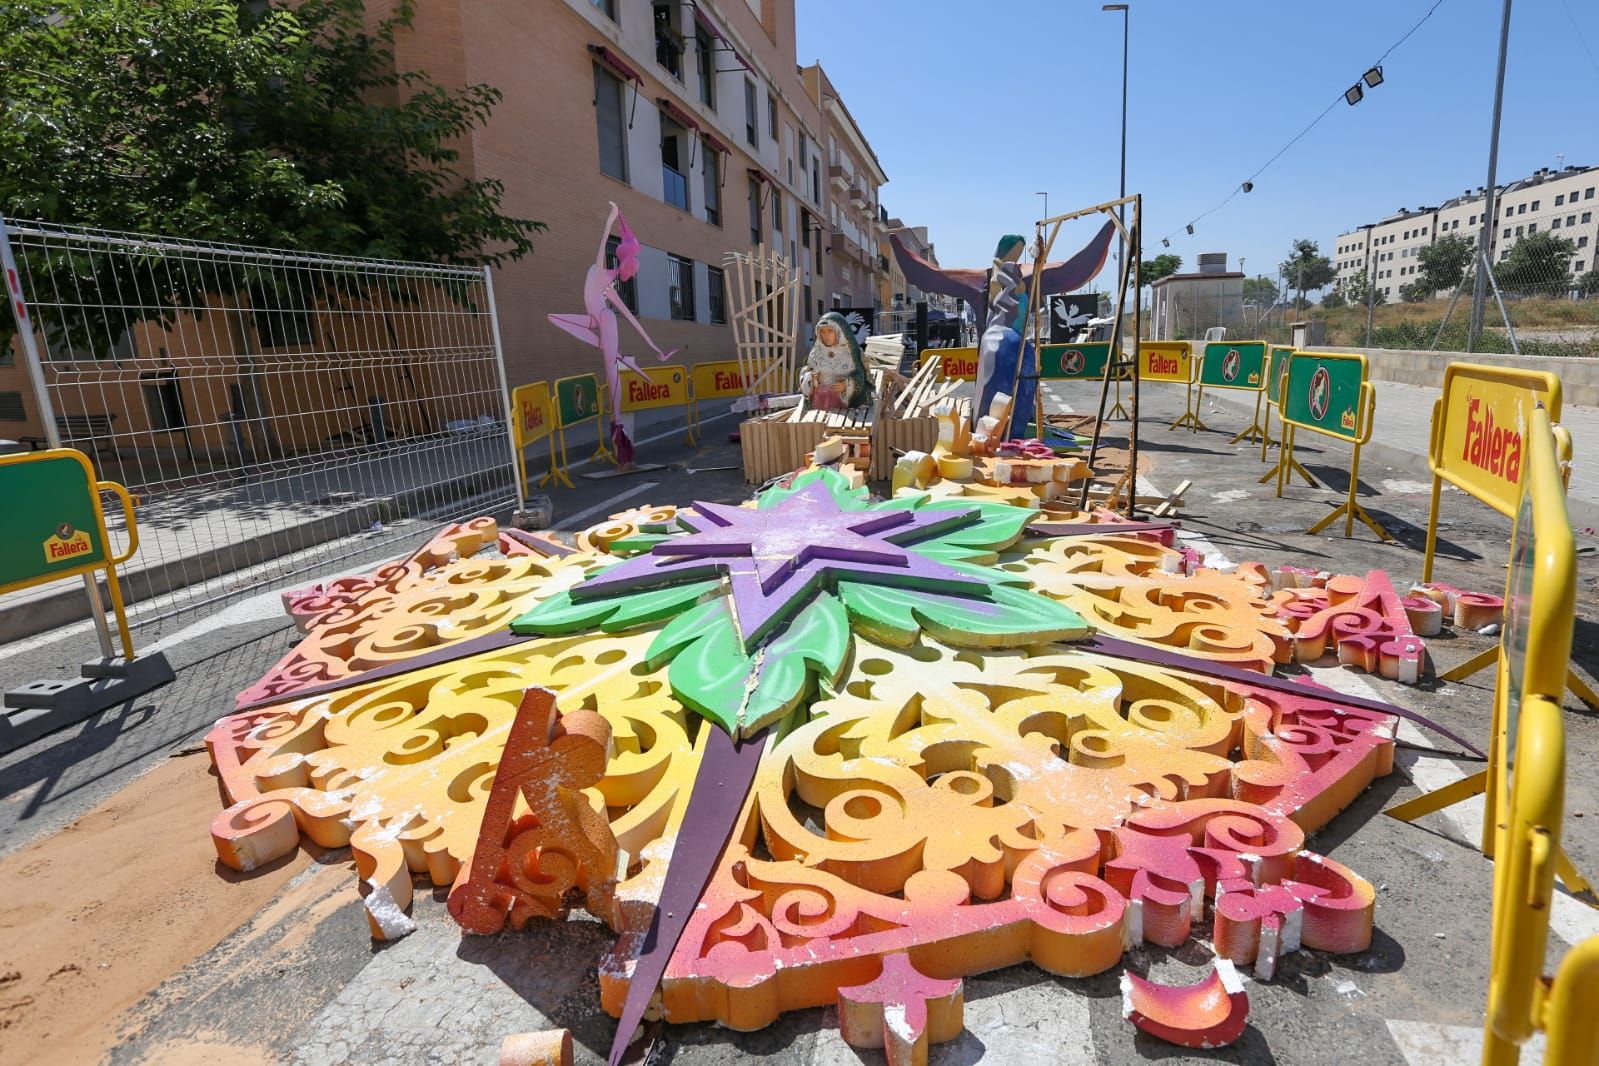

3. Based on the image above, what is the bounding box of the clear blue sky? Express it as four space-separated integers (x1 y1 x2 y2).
796 0 1599 292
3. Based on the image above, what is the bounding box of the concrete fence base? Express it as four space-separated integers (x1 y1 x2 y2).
1318 347 1599 405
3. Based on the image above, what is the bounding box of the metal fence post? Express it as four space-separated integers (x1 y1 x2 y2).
1482 250 1521 356
0 212 116 658
1470 0 1514 351
483 265 526 516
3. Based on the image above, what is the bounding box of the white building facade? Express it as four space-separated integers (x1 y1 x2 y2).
1333 164 1599 301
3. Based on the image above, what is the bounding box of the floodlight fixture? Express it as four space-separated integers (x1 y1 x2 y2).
1242 181 1253 193
1363 65 1383 87
1345 83 1364 106
1185 223 1194 235
1162 238 1170 248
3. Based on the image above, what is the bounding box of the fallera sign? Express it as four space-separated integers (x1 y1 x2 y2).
43 524 94 564
1138 341 1193 383
619 366 688 412
511 380 553 448
919 346 979 381
692 359 776 400
1431 364 1561 519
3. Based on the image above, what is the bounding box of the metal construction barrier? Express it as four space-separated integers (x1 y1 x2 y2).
918 345 979 382
0 215 519 645
1139 341 1205 432
1423 364 1564 582
1037 341 1130 419
1276 350 1392 541
1039 341 1113 382
690 358 769 425
0 448 174 751
1414 364 1594 706
618 364 695 446
1467 405 1597 1066
551 372 611 476
510 380 561 491
1259 344 1295 461
0 449 139 657
1195 340 1270 444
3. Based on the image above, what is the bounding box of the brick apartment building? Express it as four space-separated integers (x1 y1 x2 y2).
384 0 893 387
1 0 916 452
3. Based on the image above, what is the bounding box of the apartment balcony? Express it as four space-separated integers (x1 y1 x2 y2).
850 183 869 208
828 163 851 192
830 231 867 264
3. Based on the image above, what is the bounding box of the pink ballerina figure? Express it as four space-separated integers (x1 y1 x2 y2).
547 202 677 467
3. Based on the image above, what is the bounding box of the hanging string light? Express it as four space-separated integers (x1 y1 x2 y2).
1157 1 1443 247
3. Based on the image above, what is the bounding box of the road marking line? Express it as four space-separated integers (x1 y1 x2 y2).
556 481 660 531
1386 1019 1545 1066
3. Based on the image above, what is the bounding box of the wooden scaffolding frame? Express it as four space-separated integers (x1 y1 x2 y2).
1021 194 1144 517
724 247 801 399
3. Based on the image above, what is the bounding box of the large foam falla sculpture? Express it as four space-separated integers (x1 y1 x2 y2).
208 469 1442 1062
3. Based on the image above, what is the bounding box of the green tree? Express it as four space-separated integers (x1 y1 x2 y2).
1398 281 1429 303
1341 267 1383 308
1320 288 1347 310
1415 233 1473 295
0 0 542 351
1136 253 1180 320
1242 275 1279 308
1578 268 1599 296
1138 254 1182 286
1278 238 1335 306
1493 232 1577 296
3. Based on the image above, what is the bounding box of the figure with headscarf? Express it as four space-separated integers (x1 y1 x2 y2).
800 310 873 412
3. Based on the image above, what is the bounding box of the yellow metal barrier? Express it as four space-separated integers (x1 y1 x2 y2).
1424 364 1562 581
1194 340 1271 444
510 379 564 490
1259 345 1295 462
619 365 696 446
1474 405 1598 1066
1387 406 1592 894
1545 935 1599 1066
1275 350 1392 541
917 346 979 382
548 372 612 482
0 448 140 658
1138 341 1206 432
1415 363 1595 708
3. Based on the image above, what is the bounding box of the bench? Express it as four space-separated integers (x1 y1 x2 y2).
21 413 119 455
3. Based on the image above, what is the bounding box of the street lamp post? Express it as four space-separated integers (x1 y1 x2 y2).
1036 191 1048 221
1104 4 1129 334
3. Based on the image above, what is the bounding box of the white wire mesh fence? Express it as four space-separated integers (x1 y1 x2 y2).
1 218 517 641
1317 239 1596 356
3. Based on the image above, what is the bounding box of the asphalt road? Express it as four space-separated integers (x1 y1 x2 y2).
3 380 1596 1066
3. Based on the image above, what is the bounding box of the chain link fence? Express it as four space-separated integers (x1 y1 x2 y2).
0 218 518 645
1317 242 1598 357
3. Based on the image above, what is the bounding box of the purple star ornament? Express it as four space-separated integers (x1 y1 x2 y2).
572 481 987 650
